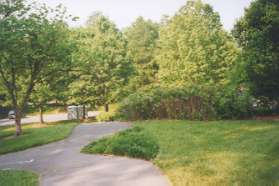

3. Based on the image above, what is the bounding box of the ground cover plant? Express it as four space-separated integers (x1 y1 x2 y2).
82 126 159 160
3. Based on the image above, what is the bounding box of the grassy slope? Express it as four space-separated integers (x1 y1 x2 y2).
0 120 77 155
135 120 279 186
0 170 38 186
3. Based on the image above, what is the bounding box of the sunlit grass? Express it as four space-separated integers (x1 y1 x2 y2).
135 120 279 186
0 170 38 186
0 120 78 154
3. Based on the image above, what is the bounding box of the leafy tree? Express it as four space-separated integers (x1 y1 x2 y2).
0 0 74 135
71 12 133 112
30 82 54 124
233 0 279 104
156 0 239 92
124 17 159 89
30 69 73 123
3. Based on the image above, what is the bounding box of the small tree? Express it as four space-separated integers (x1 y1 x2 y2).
0 0 75 135
30 82 54 124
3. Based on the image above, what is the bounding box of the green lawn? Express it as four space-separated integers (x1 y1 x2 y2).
0 170 38 186
85 120 279 186
0 120 78 155
137 120 279 186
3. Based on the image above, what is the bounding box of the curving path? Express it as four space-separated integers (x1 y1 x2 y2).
0 111 100 127
0 122 170 186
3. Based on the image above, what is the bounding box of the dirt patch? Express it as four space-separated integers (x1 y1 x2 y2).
253 115 279 121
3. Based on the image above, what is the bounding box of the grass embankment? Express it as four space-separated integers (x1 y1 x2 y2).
0 170 38 186
82 127 159 160
0 120 78 154
84 120 279 186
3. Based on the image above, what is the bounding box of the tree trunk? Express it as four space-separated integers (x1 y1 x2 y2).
15 109 22 136
105 104 109 112
82 105 86 120
39 106 44 124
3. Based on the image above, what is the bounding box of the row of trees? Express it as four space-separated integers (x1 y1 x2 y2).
119 0 279 120
1 0 278 135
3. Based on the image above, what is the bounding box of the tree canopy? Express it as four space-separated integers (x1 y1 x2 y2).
70 13 133 112
233 0 279 102
125 17 159 88
0 0 75 135
156 0 239 92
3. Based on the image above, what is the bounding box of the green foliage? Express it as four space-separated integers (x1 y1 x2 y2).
0 0 75 134
0 170 38 186
118 1 244 120
119 86 215 120
233 0 279 102
214 86 252 119
82 127 159 160
120 82 253 120
30 83 54 107
125 17 159 89
156 0 239 91
69 12 134 108
96 110 118 122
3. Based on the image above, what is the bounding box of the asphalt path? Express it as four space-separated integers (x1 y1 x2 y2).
0 122 170 186
0 111 99 127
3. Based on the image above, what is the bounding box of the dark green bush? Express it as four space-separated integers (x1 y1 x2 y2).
214 86 253 119
119 86 215 120
82 127 159 160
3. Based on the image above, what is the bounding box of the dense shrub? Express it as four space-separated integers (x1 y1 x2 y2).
214 86 253 119
119 86 215 120
118 84 256 120
96 104 120 122
96 111 118 122
82 127 159 160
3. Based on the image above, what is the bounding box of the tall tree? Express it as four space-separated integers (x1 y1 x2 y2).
0 0 74 135
125 17 159 88
156 0 239 92
233 0 279 103
71 13 133 112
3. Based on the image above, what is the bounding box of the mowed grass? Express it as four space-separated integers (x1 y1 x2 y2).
82 127 159 160
134 120 279 186
0 170 38 186
0 120 78 154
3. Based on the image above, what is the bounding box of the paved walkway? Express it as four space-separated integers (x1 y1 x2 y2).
0 111 99 127
0 122 170 186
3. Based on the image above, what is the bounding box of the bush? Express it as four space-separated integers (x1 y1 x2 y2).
96 104 119 122
214 86 253 119
96 111 117 122
82 127 159 160
119 86 215 120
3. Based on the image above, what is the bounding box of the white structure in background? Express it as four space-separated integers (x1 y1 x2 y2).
67 105 88 120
